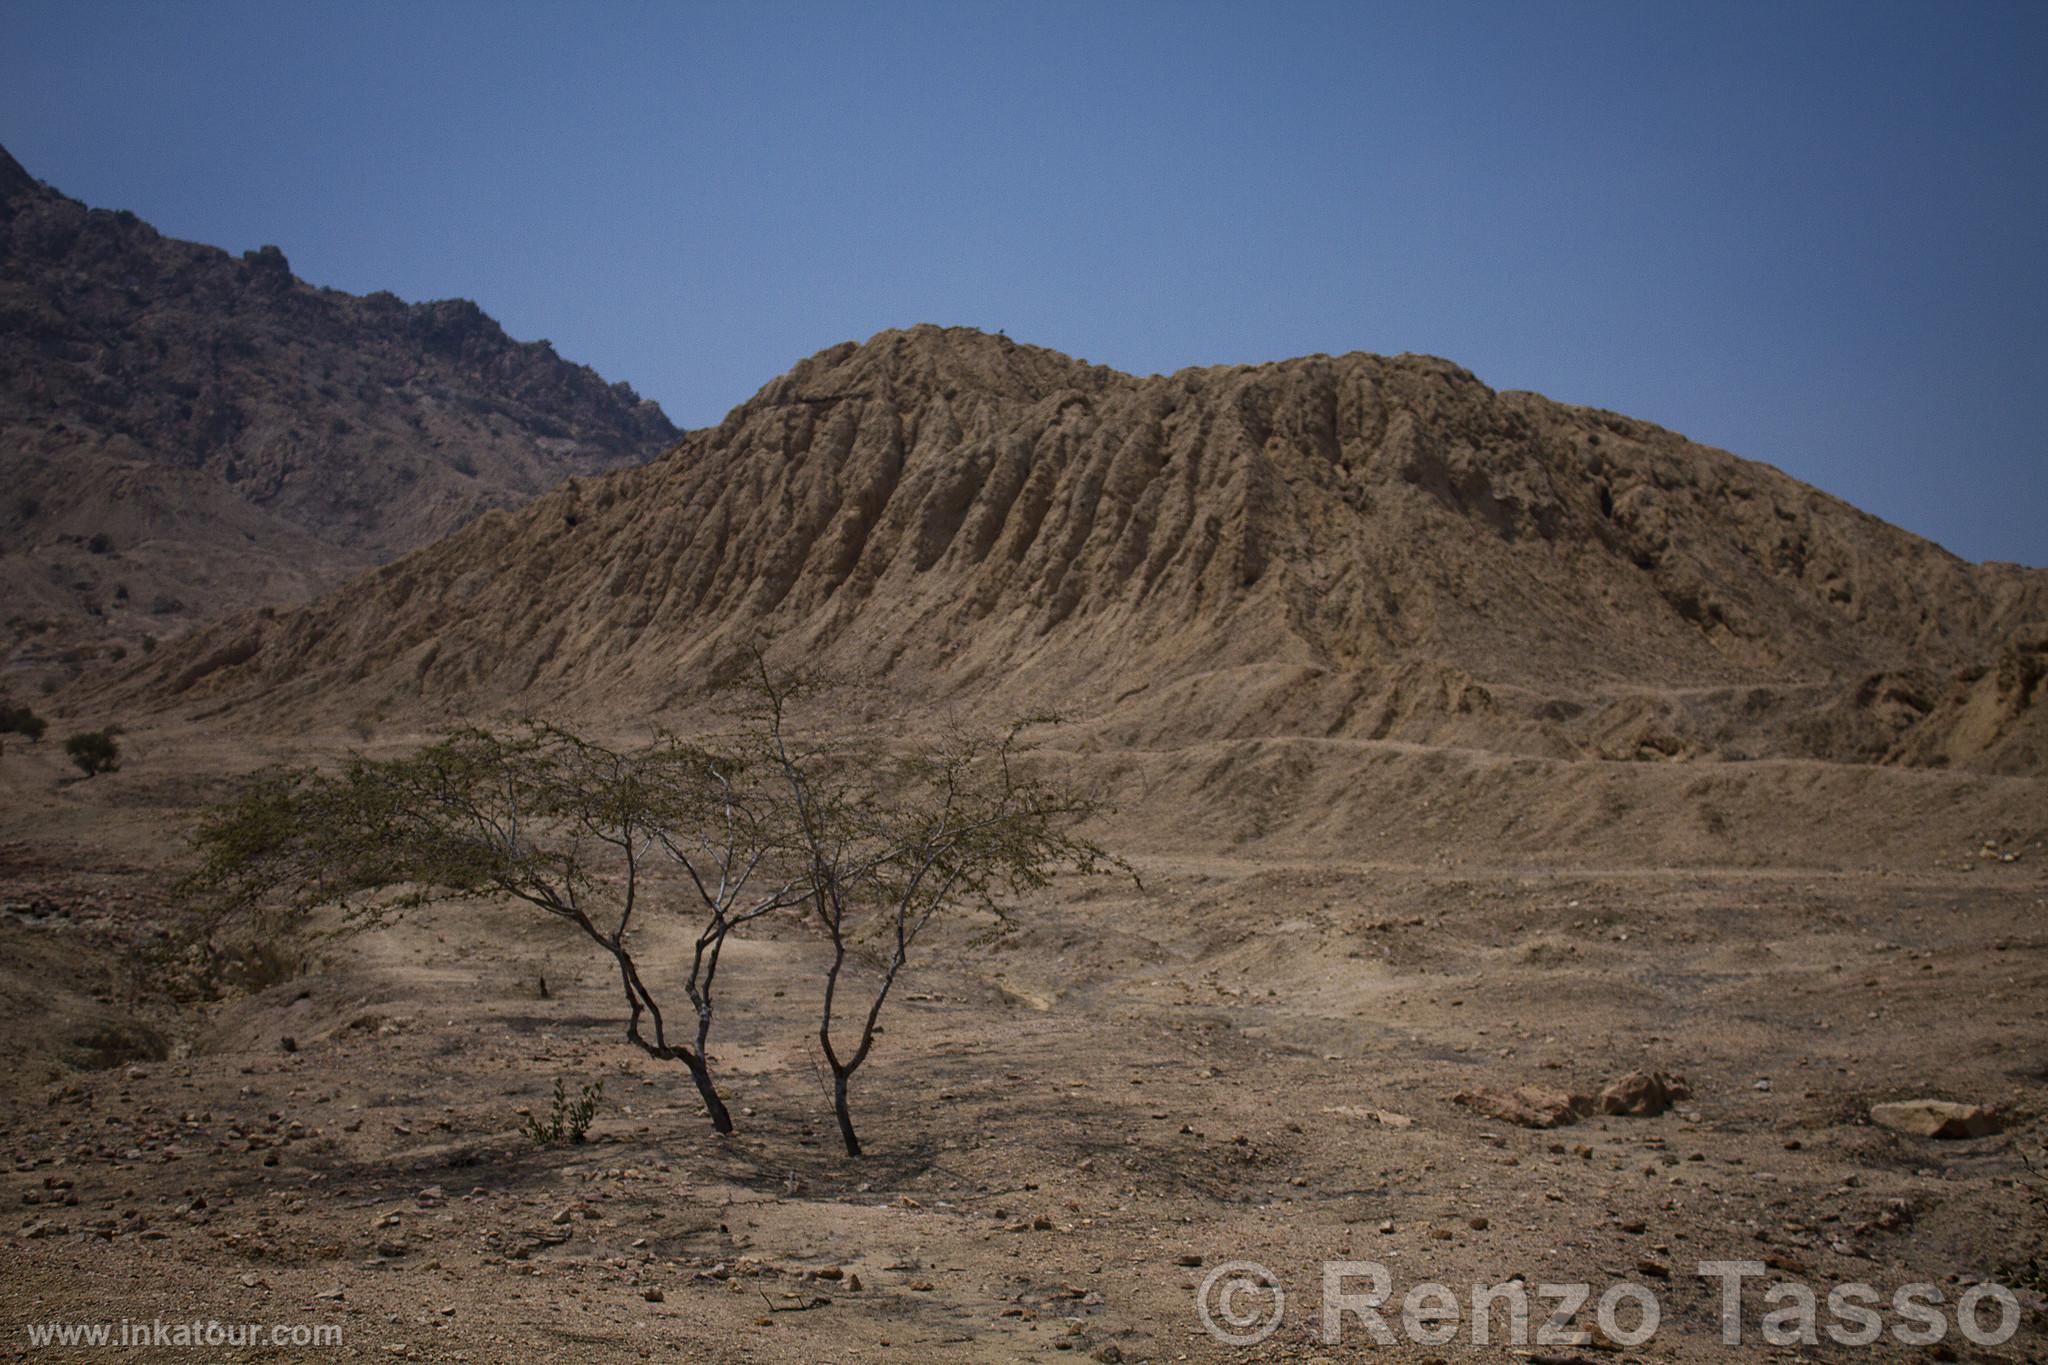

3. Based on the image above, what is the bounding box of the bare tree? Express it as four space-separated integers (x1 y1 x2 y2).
741 663 1122 1156
637 733 810 1122
186 672 1128 1157
185 725 794 1135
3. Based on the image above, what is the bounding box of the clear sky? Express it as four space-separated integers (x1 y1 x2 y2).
3 1 2042 564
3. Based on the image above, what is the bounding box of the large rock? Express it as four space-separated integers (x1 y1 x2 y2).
1453 1085 1591 1129
1869 1101 2000 1140
1598 1071 1691 1117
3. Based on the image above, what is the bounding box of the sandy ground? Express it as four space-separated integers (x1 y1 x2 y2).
1 726 2044 1363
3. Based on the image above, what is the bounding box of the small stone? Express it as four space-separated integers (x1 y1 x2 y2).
642 1287 664 1303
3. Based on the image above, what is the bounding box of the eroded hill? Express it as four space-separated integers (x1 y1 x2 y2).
114 325 2045 769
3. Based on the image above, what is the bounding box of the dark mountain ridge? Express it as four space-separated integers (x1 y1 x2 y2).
0 143 677 688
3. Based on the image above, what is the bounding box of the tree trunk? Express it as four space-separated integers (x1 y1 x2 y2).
684 1055 735 1135
832 1069 861 1156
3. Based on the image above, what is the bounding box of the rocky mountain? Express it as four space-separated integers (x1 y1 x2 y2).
114 325 2046 770
0 143 676 690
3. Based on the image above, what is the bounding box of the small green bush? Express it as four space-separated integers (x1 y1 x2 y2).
522 1078 603 1146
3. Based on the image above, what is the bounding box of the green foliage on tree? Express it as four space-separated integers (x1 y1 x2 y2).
187 724 767 1133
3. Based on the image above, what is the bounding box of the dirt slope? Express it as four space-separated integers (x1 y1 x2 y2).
109 324 2044 766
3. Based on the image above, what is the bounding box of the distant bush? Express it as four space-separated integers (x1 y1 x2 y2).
87 532 113 556
63 728 121 777
1 701 47 758
1 701 45 736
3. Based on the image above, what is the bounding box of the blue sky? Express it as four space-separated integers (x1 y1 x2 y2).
3 1 2042 564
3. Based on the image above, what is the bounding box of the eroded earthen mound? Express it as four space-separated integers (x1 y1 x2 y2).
111 325 2045 768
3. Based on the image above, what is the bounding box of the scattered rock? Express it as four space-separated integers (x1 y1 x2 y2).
1597 1071 1690 1117
1324 1105 1415 1128
1869 1101 2000 1139
1453 1086 1590 1129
